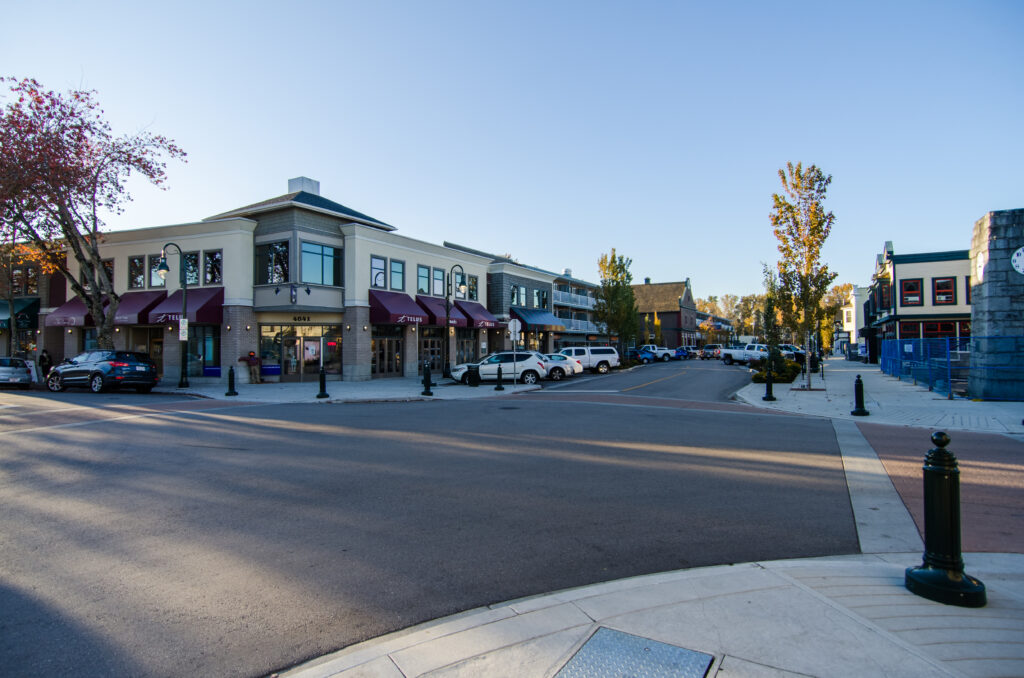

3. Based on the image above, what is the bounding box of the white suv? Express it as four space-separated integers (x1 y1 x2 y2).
558 346 620 374
450 351 548 384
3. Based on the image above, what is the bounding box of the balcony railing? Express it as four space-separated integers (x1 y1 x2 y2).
556 318 605 334
553 290 596 309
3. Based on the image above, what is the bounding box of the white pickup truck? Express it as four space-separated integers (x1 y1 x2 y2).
639 344 674 362
720 343 794 365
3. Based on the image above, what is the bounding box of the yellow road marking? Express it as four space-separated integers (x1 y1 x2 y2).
621 369 688 392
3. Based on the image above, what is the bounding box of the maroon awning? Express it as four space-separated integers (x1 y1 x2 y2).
455 300 500 328
45 297 96 327
113 290 167 324
148 287 224 324
369 290 427 325
415 295 468 327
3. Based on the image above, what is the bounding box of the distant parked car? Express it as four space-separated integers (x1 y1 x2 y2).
700 344 722 360
778 344 806 364
626 348 657 364
544 353 583 378
46 350 159 393
559 346 620 374
450 351 547 385
672 347 691 360
0 357 33 390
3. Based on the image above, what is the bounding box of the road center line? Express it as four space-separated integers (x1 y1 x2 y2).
621 369 687 392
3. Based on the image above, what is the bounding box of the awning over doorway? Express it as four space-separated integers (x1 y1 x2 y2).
415 295 468 327
113 290 167 324
454 300 500 328
148 287 224 324
510 306 566 331
369 290 427 325
45 296 96 327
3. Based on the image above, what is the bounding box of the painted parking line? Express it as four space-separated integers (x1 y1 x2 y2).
621 369 688 392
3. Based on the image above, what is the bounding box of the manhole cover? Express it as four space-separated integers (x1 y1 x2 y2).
556 627 713 678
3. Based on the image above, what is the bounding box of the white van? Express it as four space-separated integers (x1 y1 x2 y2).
558 346 620 374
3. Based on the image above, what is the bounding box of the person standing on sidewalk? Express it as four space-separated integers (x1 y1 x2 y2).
239 351 261 384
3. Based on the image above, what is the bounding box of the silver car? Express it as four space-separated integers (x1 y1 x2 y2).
0 357 33 390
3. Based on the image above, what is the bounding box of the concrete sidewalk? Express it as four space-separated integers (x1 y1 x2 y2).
733 358 1024 437
261 359 1024 678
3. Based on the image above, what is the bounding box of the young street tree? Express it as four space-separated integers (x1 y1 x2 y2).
770 161 838 386
594 248 639 354
0 77 185 350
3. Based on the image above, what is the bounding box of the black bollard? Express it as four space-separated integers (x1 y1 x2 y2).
495 364 504 391
316 366 329 399
905 432 986 607
850 374 870 416
763 363 775 401
421 361 433 396
225 365 238 397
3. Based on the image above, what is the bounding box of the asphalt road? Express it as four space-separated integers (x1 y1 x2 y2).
0 362 857 677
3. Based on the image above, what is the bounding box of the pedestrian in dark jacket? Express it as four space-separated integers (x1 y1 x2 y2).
38 349 53 376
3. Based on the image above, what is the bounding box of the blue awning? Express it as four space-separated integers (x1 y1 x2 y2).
510 306 566 331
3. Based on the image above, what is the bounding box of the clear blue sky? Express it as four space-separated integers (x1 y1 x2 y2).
4 1 1021 299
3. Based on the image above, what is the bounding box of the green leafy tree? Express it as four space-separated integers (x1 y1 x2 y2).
770 162 838 358
761 265 787 379
820 282 853 350
594 249 638 354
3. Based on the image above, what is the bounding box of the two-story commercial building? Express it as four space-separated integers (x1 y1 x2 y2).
860 242 971 361
631 278 699 347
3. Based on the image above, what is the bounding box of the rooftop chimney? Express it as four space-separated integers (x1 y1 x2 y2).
288 176 320 195
563 268 572 277
644 277 651 284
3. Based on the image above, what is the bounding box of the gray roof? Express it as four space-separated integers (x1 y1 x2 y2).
206 191 393 230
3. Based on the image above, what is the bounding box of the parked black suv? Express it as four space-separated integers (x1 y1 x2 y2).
46 350 159 393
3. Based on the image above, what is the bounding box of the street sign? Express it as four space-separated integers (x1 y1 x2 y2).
508 319 522 334
179 319 189 341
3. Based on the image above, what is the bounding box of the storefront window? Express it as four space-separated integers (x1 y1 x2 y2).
187 325 220 377
259 324 343 380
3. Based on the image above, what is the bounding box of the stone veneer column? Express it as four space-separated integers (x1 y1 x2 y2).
403 324 419 377
343 306 371 381
223 306 258 383
969 209 1024 400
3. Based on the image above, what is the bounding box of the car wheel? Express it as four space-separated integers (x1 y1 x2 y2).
89 374 106 393
460 373 469 385
520 370 538 385
46 373 65 392
723 356 733 365
549 367 563 381
661 354 671 362
596 362 609 374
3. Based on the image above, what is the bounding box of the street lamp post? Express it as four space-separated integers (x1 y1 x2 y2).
443 263 467 378
157 242 189 388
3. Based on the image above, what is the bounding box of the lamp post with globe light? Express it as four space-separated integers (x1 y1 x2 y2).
156 243 189 388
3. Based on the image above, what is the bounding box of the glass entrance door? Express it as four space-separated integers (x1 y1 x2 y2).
281 337 301 381
371 337 403 377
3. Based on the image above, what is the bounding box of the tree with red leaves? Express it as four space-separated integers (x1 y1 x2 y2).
0 77 186 349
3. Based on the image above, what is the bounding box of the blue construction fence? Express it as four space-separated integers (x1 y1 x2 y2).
880 336 1024 401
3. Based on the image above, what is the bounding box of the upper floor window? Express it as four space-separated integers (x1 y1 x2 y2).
184 251 200 286
148 254 165 287
511 284 526 306
454 271 466 299
468 275 479 301
880 283 891 309
900 279 922 306
933 277 956 305
533 289 548 309
256 242 289 285
390 260 405 291
370 256 386 288
845 309 852 323
965 276 971 305
301 243 341 286
9 265 39 296
204 250 223 285
128 256 146 289
432 268 444 296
